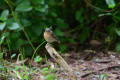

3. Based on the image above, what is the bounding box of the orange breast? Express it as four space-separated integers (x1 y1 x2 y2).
44 32 50 39
44 32 56 43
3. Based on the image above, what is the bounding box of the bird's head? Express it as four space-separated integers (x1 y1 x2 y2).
45 28 51 32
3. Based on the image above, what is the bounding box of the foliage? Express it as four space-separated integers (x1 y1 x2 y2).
34 56 42 63
100 73 108 80
42 67 57 80
0 0 120 56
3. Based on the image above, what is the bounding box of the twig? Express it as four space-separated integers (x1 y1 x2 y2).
94 59 111 63
81 64 120 78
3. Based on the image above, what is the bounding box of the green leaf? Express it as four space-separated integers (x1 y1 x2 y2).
16 0 32 12
32 0 45 5
51 12 57 17
0 9 9 21
45 74 56 80
35 5 48 12
0 32 9 45
7 22 20 30
42 67 49 74
105 0 116 8
98 13 112 17
0 52 4 59
59 44 67 52
116 43 120 52
21 19 31 27
75 8 84 23
100 73 108 80
42 67 49 72
11 53 16 59
115 28 120 36
56 18 68 28
68 38 75 44
6 18 21 30
34 56 42 62
113 16 120 22
0 22 6 30
14 66 21 71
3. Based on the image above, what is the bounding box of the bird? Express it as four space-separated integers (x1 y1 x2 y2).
44 28 60 43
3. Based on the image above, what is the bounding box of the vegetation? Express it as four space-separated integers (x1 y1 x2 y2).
0 0 120 53
0 0 120 79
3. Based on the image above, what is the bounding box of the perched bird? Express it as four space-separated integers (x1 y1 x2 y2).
44 28 60 43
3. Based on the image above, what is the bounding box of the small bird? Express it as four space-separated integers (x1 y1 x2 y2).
44 28 60 43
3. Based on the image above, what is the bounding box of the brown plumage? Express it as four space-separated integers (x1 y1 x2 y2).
44 28 60 43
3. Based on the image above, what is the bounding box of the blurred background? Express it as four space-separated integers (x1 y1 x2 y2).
0 0 120 57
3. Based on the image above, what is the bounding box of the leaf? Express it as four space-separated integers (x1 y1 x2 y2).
0 22 6 30
15 0 32 12
34 56 42 62
51 12 57 17
32 0 45 5
0 32 9 45
68 38 75 43
56 18 68 28
115 28 120 36
0 9 9 21
0 52 4 59
100 73 108 80
7 22 20 30
59 44 67 52
11 53 16 59
105 0 116 8
42 67 49 74
75 8 84 23
21 19 31 27
45 74 56 80
42 67 49 72
113 16 120 22
98 13 112 17
116 43 120 52
6 18 20 30
14 66 21 70
35 5 48 13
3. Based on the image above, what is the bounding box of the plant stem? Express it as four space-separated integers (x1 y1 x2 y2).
29 41 46 67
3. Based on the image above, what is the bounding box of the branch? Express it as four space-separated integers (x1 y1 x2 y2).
45 43 76 80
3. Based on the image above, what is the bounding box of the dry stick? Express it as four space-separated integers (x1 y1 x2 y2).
81 64 120 78
45 43 76 80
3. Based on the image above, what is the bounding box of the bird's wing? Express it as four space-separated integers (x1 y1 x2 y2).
51 31 59 41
